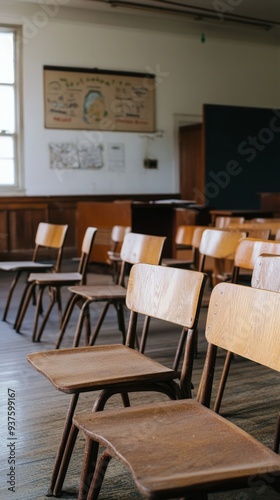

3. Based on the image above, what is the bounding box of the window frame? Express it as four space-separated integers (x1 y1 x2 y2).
0 25 23 193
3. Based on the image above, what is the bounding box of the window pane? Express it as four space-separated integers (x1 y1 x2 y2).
0 158 15 184
0 32 14 83
0 136 14 158
0 86 15 132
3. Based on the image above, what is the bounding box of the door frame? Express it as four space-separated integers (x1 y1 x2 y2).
173 113 202 193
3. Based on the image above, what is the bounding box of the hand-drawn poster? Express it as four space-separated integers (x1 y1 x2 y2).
44 66 156 132
49 142 103 169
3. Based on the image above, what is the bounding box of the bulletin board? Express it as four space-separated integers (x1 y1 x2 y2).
43 65 156 132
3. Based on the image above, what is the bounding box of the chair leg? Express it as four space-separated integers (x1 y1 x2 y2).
72 300 91 348
173 327 187 371
55 293 80 349
77 439 100 500
89 301 111 346
2 271 22 321
85 449 112 500
35 287 57 342
115 301 126 343
32 286 50 342
139 316 151 353
213 351 233 413
14 282 36 332
47 393 79 496
53 422 79 497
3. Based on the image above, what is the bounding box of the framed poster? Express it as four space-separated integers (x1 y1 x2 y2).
43 66 156 132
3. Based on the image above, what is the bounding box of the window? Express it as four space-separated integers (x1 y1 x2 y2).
0 27 22 190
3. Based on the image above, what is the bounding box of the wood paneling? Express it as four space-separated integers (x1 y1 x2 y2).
0 195 176 262
77 201 131 262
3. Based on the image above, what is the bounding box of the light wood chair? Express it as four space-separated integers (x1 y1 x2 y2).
106 225 131 283
55 232 166 349
198 227 246 286
14 227 98 343
215 215 245 228
251 253 280 455
0 222 68 323
161 225 208 269
27 263 207 498
214 237 280 414
74 282 280 500
229 221 280 238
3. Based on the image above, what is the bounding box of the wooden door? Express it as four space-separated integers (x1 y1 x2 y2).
179 123 204 204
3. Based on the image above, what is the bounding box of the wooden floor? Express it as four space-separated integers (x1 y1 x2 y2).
1 263 280 499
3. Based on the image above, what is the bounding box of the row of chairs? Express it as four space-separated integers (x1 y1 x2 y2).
27 254 280 499
4 221 280 498
6 222 280 354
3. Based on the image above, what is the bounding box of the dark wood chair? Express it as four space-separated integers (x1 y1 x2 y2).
14 227 97 343
74 282 280 500
0 222 68 323
55 232 166 349
27 263 207 498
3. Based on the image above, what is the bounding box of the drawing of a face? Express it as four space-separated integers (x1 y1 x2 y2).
83 90 106 123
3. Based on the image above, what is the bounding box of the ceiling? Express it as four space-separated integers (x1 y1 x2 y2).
11 0 280 43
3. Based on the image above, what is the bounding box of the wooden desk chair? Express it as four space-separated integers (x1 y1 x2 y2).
214 237 280 414
215 215 245 228
73 282 280 500
55 232 166 349
14 227 97 343
106 225 131 283
143 228 245 374
198 228 246 286
27 263 207 498
230 221 280 238
0 222 68 323
161 225 208 269
251 253 280 454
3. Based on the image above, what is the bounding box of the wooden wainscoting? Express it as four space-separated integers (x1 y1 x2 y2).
0 194 179 262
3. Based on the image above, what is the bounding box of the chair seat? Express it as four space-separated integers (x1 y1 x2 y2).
27 344 177 393
0 261 53 271
67 284 126 301
27 272 82 285
74 399 280 498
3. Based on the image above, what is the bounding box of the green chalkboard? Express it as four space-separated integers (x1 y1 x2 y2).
204 104 280 209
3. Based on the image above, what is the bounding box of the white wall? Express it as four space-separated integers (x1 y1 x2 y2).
1 2 280 196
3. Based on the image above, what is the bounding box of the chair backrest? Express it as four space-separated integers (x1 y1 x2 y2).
126 263 208 395
118 232 166 286
251 254 280 292
199 282 280 407
232 237 280 282
198 229 246 271
245 228 271 240
107 225 131 258
175 225 196 247
215 216 244 228
77 227 98 283
230 221 280 237
111 225 131 246
33 222 68 272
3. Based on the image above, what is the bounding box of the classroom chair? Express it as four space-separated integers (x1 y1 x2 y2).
14 227 97 342
27 263 207 497
55 232 166 349
74 282 280 500
0 222 68 323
